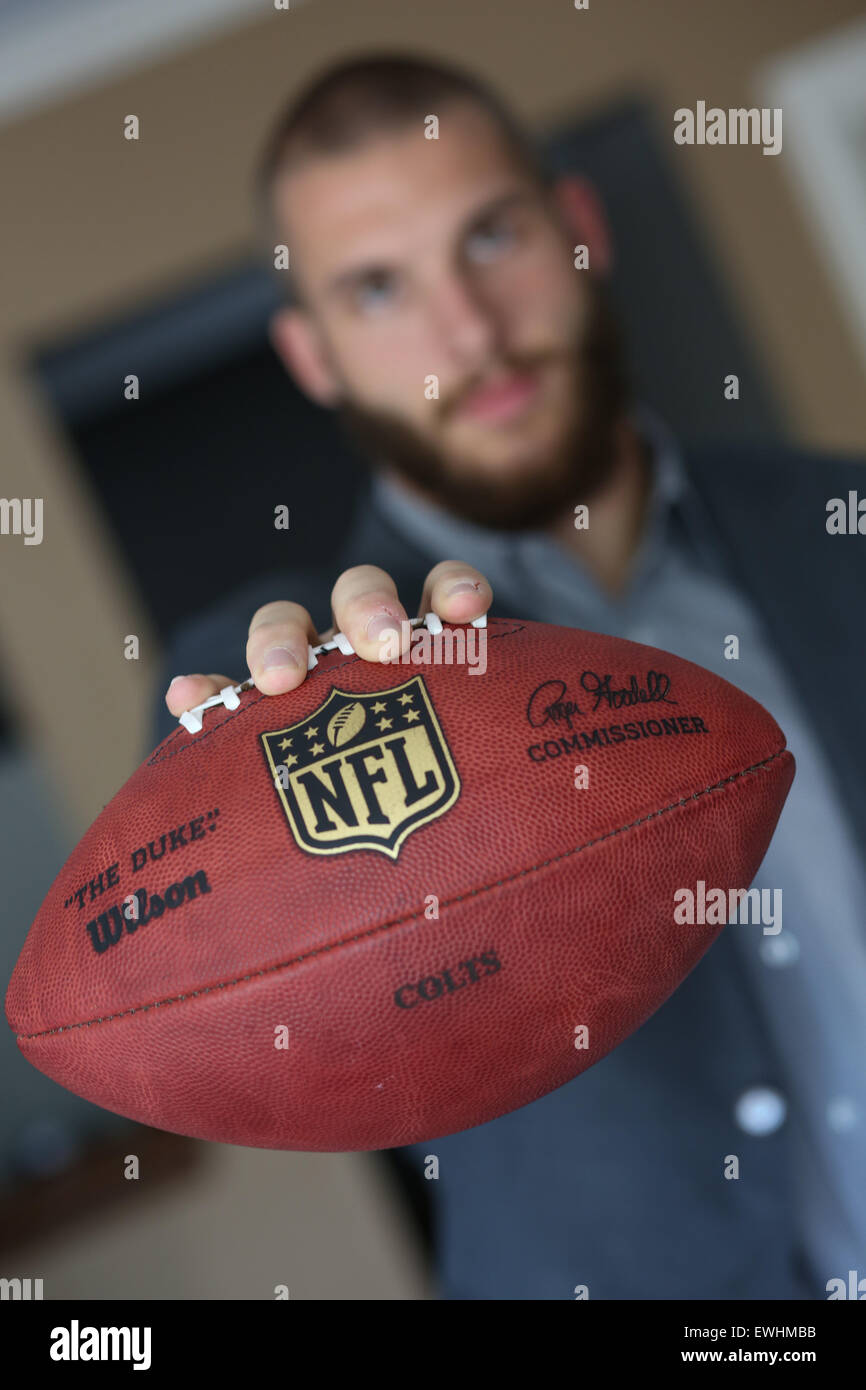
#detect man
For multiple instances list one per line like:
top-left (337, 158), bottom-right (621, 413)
top-left (157, 54), bottom-right (866, 1300)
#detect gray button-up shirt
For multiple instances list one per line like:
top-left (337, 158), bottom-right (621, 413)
top-left (371, 407), bottom-right (866, 1288)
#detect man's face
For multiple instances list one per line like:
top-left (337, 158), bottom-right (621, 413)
top-left (274, 101), bottom-right (625, 528)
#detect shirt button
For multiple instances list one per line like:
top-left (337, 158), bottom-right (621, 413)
top-left (759, 932), bottom-right (800, 967)
top-left (734, 1087), bottom-right (787, 1135)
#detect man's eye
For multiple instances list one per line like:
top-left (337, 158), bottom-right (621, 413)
top-left (466, 221), bottom-right (517, 262)
top-left (355, 274), bottom-right (397, 310)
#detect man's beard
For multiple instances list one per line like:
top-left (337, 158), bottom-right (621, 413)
top-left (336, 280), bottom-right (630, 532)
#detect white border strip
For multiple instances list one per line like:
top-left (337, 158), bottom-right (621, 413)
top-left (759, 17), bottom-right (866, 372)
top-left (0, 0), bottom-right (282, 125)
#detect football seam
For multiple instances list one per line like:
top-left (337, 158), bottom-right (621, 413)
top-left (12, 746), bottom-right (790, 1044)
top-left (147, 618), bottom-right (527, 762)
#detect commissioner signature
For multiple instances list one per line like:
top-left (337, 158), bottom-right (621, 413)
top-left (527, 671), bottom-right (677, 729)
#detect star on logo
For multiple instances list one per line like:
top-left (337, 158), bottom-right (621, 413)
top-left (304, 726), bottom-right (319, 740)
top-left (376, 716), bottom-right (393, 731)
top-left (371, 700), bottom-right (387, 713)
top-left (278, 737), bottom-right (293, 752)
top-left (403, 709), bottom-right (421, 724)
top-left (397, 693), bottom-right (415, 706)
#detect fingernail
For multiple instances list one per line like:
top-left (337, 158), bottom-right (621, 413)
top-left (168, 675), bottom-right (187, 688)
top-left (447, 580), bottom-right (480, 596)
top-left (366, 612), bottom-right (400, 643)
top-left (261, 646), bottom-right (301, 671)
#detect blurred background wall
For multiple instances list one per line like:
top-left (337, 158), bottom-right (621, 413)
top-left (1, 0), bottom-right (863, 1299)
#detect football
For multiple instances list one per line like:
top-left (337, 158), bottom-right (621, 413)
top-left (6, 616), bottom-right (794, 1152)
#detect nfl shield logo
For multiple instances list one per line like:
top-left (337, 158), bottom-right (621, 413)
top-left (261, 675), bottom-right (460, 859)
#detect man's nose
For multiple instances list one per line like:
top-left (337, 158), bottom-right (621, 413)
top-left (428, 274), bottom-right (501, 370)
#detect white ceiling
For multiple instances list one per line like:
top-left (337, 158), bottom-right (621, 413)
top-left (0, 0), bottom-right (289, 125)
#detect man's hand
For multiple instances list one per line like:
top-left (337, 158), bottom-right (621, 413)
top-left (164, 561), bottom-right (492, 719)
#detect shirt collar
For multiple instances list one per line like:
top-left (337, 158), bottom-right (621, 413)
top-left (369, 404), bottom-right (690, 578)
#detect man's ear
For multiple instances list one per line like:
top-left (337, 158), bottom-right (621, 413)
top-left (551, 175), bottom-right (614, 276)
top-left (268, 306), bottom-right (341, 406)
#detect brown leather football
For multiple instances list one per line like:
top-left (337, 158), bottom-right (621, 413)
top-left (6, 616), bottom-right (794, 1151)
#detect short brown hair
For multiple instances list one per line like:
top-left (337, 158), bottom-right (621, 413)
top-left (253, 52), bottom-right (551, 303)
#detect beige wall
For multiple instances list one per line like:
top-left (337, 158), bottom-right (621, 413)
top-left (1, 0), bottom-right (863, 827)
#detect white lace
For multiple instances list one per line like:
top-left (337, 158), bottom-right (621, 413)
top-left (177, 612), bottom-right (487, 734)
